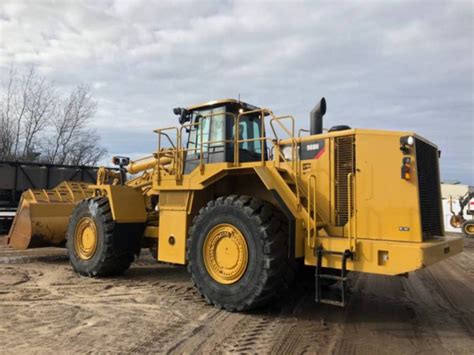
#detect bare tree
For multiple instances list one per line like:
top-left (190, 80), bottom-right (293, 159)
top-left (22, 74), bottom-right (56, 159)
top-left (0, 66), bottom-right (107, 166)
top-left (0, 66), bottom-right (16, 160)
top-left (44, 84), bottom-right (101, 165)
top-left (1, 66), bottom-right (56, 161)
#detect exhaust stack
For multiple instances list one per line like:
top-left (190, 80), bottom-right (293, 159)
top-left (310, 97), bottom-right (327, 135)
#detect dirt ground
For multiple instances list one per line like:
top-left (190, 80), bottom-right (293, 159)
top-left (1, 235), bottom-right (473, 354)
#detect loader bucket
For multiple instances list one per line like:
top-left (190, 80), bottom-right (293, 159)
top-left (7, 182), bottom-right (93, 250)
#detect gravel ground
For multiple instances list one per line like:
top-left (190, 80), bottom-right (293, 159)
top-left (0, 235), bottom-right (473, 354)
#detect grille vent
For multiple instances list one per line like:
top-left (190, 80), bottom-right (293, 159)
top-left (335, 135), bottom-right (355, 226)
top-left (415, 138), bottom-right (443, 238)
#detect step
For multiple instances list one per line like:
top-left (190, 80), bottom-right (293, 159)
top-left (319, 299), bottom-right (346, 307)
top-left (319, 274), bottom-right (348, 282)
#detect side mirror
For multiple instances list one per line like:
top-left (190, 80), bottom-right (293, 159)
top-left (173, 107), bottom-right (190, 125)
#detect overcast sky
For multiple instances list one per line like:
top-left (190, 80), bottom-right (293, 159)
top-left (1, 0), bottom-right (473, 183)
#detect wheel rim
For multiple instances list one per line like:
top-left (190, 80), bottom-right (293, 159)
top-left (203, 223), bottom-right (248, 285)
top-left (466, 224), bottom-right (474, 235)
top-left (74, 217), bottom-right (98, 260)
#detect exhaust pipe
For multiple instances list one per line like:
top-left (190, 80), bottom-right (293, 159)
top-left (310, 97), bottom-right (326, 135)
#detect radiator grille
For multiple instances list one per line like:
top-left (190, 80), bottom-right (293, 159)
top-left (335, 136), bottom-right (355, 226)
top-left (415, 138), bottom-right (443, 238)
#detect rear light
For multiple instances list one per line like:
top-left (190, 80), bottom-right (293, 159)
top-left (401, 156), bottom-right (411, 180)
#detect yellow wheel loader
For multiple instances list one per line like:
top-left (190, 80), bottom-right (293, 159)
top-left (7, 98), bottom-right (463, 310)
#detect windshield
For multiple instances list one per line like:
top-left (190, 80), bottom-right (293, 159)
top-left (188, 106), bottom-right (226, 152)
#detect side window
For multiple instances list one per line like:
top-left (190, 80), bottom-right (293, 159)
top-left (235, 115), bottom-right (262, 154)
top-left (209, 106), bottom-right (225, 148)
top-left (239, 121), bottom-right (249, 150)
top-left (198, 114), bottom-right (211, 152)
top-left (252, 119), bottom-right (262, 154)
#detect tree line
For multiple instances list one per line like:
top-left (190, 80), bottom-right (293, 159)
top-left (0, 66), bottom-right (107, 166)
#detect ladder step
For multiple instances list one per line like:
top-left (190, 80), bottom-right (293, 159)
top-left (320, 250), bottom-right (345, 256)
top-left (320, 299), bottom-right (346, 307)
top-left (320, 275), bottom-right (347, 281)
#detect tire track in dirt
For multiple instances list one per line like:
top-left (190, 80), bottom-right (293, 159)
top-left (1, 236), bottom-right (474, 354)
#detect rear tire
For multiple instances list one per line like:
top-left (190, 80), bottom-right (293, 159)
top-left (187, 195), bottom-right (294, 312)
top-left (462, 220), bottom-right (474, 238)
top-left (66, 197), bottom-right (142, 277)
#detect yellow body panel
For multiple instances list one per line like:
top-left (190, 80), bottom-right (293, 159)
top-left (354, 132), bottom-right (422, 241)
top-left (303, 235), bottom-right (463, 275)
top-left (157, 191), bottom-right (193, 264)
top-left (92, 185), bottom-right (147, 223)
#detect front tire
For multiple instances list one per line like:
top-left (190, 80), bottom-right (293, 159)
top-left (66, 197), bottom-right (142, 277)
top-left (187, 195), bottom-right (294, 311)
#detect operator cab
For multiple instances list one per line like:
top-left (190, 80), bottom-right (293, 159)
top-left (174, 99), bottom-right (267, 174)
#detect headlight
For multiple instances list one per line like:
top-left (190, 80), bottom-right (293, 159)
top-left (400, 135), bottom-right (415, 152)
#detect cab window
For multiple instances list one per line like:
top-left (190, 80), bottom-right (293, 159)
top-left (188, 106), bottom-right (226, 153)
top-left (234, 114), bottom-right (263, 156)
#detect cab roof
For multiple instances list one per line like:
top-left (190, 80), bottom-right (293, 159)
top-left (186, 98), bottom-right (260, 112)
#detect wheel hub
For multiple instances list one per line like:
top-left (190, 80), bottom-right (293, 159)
top-left (74, 217), bottom-right (98, 260)
top-left (203, 223), bottom-right (248, 284)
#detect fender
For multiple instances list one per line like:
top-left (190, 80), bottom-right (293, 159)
top-left (91, 184), bottom-right (147, 223)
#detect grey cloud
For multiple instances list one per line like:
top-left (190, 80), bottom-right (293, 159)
top-left (0, 0), bottom-right (472, 183)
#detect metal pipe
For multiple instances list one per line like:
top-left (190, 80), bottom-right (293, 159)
top-left (310, 97), bottom-right (327, 135)
top-left (127, 156), bottom-right (159, 174)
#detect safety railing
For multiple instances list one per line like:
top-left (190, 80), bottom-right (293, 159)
top-left (155, 109), bottom-right (279, 182)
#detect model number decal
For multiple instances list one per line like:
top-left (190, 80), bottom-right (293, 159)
top-left (306, 143), bottom-right (320, 151)
top-left (300, 140), bottom-right (325, 160)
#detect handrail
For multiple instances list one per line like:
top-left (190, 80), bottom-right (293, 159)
top-left (268, 114), bottom-right (305, 208)
top-left (155, 126), bottom-right (179, 184)
top-left (347, 172), bottom-right (356, 251)
top-left (307, 174), bottom-right (317, 248)
top-left (269, 115), bottom-right (299, 172)
top-left (298, 128), bottom-right (310, 137)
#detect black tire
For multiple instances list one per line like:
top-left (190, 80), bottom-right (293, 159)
top-left (66, 197), bottom-right (142, 277)
top-left (187, 195), bottom-right (294, 312)
top-left (462, 220), bottom-right (474, 238)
